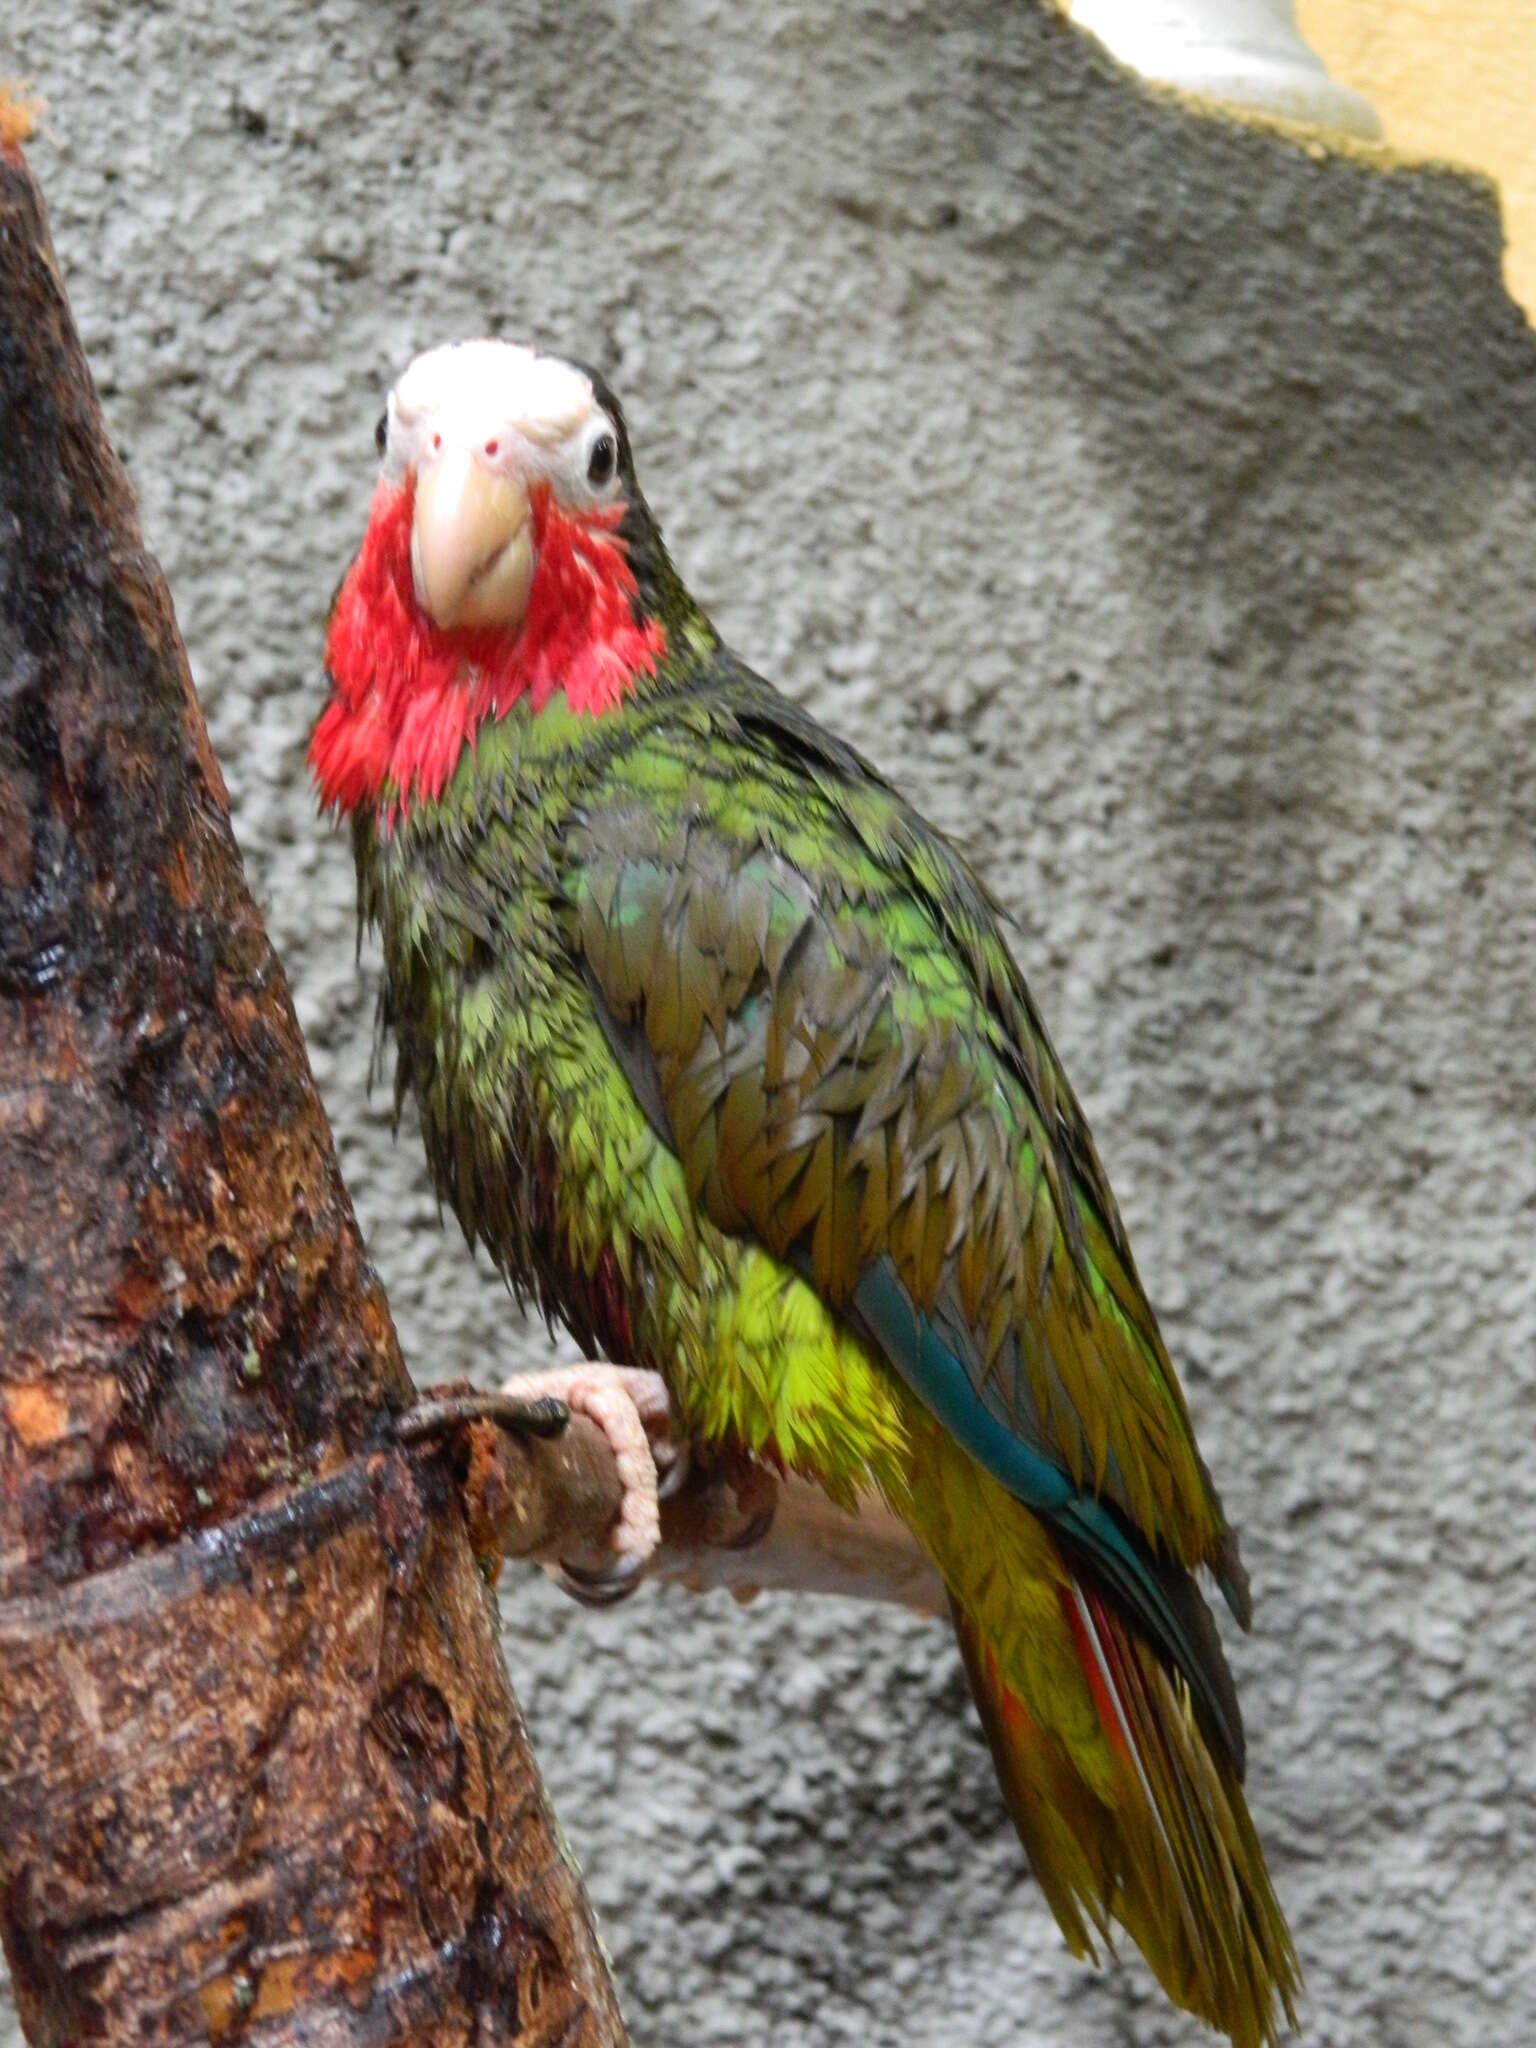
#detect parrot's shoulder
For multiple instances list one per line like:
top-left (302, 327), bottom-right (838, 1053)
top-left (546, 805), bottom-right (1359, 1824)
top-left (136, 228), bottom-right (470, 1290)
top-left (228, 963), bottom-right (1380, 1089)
top-left (639, 659), bottom-right (1139, 1267)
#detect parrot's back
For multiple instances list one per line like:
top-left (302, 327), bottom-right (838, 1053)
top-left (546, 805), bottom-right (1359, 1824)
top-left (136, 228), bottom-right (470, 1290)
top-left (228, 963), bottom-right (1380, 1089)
top-left (356, 660), bottom-right (1299, 2048)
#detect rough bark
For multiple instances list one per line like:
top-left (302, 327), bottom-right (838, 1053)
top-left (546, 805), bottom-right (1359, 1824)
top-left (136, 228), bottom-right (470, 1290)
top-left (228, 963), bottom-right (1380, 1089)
top-left (0, 120), bottom-right (629, 2048)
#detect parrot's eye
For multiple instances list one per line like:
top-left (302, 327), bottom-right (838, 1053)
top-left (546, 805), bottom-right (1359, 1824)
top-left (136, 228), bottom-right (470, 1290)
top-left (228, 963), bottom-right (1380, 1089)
top-left (586, 431), bottom-right (618, 489)
top-left (374, 412), bottom-right (388, 458)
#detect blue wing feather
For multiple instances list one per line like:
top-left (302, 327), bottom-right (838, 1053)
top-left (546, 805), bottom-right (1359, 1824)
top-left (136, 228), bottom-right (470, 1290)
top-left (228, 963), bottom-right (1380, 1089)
top-left (853, 1256), bottom-right (1245, 1772)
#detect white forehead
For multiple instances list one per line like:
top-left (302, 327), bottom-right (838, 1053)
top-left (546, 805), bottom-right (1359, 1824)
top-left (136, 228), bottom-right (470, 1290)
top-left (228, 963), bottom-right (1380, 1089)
top-left (391, 340), bottom-right (598, 446)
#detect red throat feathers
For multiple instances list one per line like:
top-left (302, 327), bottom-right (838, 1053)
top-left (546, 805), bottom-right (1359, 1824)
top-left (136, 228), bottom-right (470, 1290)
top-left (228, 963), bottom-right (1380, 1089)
top-left (310, 478), bottom-right (666, 821)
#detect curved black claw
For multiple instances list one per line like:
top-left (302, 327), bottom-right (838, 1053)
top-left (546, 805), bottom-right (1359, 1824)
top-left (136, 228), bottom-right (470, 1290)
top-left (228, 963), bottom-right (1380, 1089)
top-left (394, 1390), bottom-right (571, 1445)
top-left (716, 1495), bottom-right (777, 1552)
top-left (654, 1435), bottom-right (692, 1504)
top-left (489, 1392), bottom-right (572, 1438)
top-left (557, 1551), bottom-right (648, 1608)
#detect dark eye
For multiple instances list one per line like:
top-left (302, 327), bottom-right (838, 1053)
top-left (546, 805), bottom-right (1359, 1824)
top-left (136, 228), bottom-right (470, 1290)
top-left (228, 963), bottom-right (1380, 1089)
top-left (374, 411), bottom-right (388, 458)
top-left (587, 431), bottom-right (617, 489)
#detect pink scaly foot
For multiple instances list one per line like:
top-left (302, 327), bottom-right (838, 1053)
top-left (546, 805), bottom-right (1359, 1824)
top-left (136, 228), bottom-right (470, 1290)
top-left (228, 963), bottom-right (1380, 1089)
top-left (503, 1364), bottom-right (675, 1575)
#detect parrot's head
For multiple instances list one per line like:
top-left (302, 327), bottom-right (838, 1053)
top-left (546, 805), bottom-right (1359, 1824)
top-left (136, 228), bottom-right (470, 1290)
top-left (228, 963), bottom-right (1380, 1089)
top-left (311, 339), bottom-right (688, 820)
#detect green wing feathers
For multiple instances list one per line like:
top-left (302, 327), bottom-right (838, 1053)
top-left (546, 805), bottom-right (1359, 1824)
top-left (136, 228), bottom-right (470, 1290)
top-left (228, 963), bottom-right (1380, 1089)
top-left (558, 670), bottom-right (1296, 2040)
top-left (568, 671), bottom-right (1239, 1588)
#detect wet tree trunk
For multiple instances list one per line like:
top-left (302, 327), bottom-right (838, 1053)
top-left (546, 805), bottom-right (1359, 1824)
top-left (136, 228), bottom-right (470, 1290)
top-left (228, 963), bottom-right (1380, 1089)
top-left (0, 121), bottom-right (629, 2048)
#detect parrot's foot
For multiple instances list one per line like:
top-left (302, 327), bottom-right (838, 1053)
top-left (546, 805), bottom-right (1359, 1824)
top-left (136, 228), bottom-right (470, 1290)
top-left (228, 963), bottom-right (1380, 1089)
top-left (503, 1364), bottom-right (676, 1574)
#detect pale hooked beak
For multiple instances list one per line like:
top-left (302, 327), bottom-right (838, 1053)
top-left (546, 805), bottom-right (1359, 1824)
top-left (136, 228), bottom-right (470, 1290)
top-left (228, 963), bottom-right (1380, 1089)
top-left (410, 446), bottom-right (535, 631)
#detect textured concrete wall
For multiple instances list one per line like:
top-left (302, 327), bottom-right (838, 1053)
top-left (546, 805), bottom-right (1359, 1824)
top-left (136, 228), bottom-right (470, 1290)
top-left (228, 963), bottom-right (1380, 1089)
top-left (4, 4), bottom-right (1534, 2043)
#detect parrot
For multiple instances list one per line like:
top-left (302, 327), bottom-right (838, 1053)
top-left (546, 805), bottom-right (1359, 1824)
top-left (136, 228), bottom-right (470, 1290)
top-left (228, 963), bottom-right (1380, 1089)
top-left (311, 339), bottom-right (1300, 2045)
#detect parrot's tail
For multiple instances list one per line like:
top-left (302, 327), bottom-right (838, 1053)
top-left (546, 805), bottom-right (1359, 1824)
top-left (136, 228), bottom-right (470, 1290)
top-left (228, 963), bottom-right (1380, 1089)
top-left (952, 1580), bottom-right (1301, 2048)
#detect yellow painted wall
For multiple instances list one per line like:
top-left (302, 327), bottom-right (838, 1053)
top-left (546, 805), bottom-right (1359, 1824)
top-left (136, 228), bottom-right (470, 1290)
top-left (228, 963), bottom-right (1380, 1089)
top-left (1298, 0), bottom-right (1536, 318)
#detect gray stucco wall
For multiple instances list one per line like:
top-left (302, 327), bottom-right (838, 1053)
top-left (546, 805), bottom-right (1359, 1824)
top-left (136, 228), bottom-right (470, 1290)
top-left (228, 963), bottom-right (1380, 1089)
top-left (4, 3), bottom-right (1534, 2043)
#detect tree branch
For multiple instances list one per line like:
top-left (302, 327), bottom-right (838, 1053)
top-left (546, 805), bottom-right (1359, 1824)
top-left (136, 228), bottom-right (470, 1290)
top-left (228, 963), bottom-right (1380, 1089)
top-left (654, 1463), bottom-right (946, 1614)
top-left (0, 108), bottom-right (628, 2048)
top-left (436, 1390), bottom-right (947, 1615)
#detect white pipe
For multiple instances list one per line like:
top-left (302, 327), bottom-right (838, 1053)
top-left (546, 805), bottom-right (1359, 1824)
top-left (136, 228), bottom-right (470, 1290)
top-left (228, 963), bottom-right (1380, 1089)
top-left (1066, 0), bottom-right (1382, 140)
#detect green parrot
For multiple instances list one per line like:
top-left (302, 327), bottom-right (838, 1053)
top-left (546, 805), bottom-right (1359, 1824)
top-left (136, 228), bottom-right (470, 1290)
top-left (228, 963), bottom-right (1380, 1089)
top-left (312, 340), bottom-right (1299, 2045)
